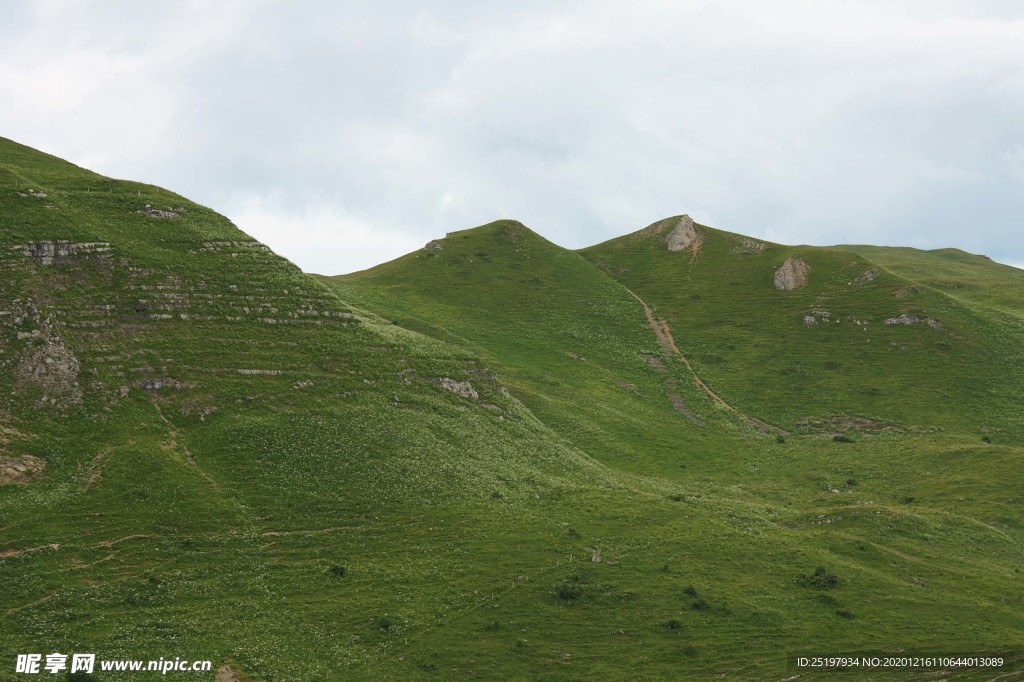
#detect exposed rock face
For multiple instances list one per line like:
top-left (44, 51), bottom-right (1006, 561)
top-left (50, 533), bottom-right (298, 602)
top-left (424, 239), bottom-right (445, 251)
top-left (733, 236), bottom-right (767, 254)
top-left (138, 204), bottom-right (180, 219)
top-left (885, 314), bottom-right (944, 329)
top-left (0, 454), bottom-right (46, 484)
top-left (774, 257), bottom-right (810, 291)
top-left (804, 311), bottom-right (831, 325)
top-left (15, 241), bottom-right (112, 265)
top-left (856, 269), bottom-right (880, 284)
top-left (439, 377), bottom-right (478, 400)
top-left (215, 666), bottom-right (242, 682)
top-left (14, 338), bottom-right (82, 406)
top-left (664, 215), bottom-right (701, 252)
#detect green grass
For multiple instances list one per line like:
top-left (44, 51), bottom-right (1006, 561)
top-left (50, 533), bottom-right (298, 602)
top-left (837, 244), bottom-right (1024, 319)
top-left (581, 219), bottom-right (1024, 441)
top-left (1, 138), bottom-right (1023, 680)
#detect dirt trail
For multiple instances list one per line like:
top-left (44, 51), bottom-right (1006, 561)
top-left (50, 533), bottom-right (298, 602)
top-left (626, 289), bottom-right (788, 436)
top-left (152, 399), bottom-right (220, 490)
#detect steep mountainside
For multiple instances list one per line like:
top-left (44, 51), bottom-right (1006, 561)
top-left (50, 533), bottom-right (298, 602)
top-left (0, 138), bottom-right (618, 679)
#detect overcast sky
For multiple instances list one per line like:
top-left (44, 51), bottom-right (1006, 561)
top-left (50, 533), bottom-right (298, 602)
top-left (2, 0), bottom-right (1023, 273)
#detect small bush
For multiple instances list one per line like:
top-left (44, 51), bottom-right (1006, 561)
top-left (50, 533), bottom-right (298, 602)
top-left (556, 584), bottom-right (582, 601)
top-left (833, 435), bottom-right (854, 443)
top-left (484, 620), bottom-right (501, 632)
top-left (418, 662), bottom-right (437, 671)
top-left (664, 618), bottom-right (682, 630)
top-left (800, 567), bottom-right (839, 589)
top-left (982, 435), bottom-right (992, 443)
top-left (669, 494), bottom-right (684, 502)
top-left (683, 585), bottom-right (699, 598)
top-left (776, 435), bottom-right (786, 444)
top-left (660, 562), bottom-right (671, 573)
top-left (329, 565), bottom-right (347, 578)
top-left (846, 478), bottom-right (858, 486)
top-left (836, 608), bottom-right (855, 619)
top-left (902, 495), bottom-right (916, 504)
top-left (377, 616), bottom-right (395, 631)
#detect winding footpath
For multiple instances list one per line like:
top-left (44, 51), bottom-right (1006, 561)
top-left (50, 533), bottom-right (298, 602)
top-left (626, 288), bottom-right (789, 436)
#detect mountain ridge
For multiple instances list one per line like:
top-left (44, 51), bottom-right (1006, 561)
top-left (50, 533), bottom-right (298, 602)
top-left (4, 138), bottom-right (1024, 680)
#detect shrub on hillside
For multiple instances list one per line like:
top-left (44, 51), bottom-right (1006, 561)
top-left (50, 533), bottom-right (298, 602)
top-left (556, 583), bottom-right (582, 601)
top-left (800, 566), bottom-right (839, 588)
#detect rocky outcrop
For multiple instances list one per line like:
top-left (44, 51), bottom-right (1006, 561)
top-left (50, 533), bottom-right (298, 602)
top-left (438, 377), bottom-right (478, 400)
top-left (856, 269), bottom-right (880, 284)
top-left (884, 314), bottom-right (944, 329)
top-left (804, 311), bottom-right (832, 325)
top-left (733, 236), bottom-right (767, 254)
top-left (138, 204), bottom-right (180, 219)
top-left (0, 454), bottom-right (46, 484)
top-left (424, 239), bottom-right (445, 251)
top-left (14, 241), bottom-right (112, 265)
top-left (14, 337), bottom-right (82, 406)
top-left (774, 257), bottom-right (810, 291)
top-left (664, 215), bottom-right (701, 253)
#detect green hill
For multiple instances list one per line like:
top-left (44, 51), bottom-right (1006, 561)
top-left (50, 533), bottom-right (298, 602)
top-left (581, 216), bottom-right (1024, 440)
top-left (3, 139), bottom-right (1024, 680)
top-left (327, 219), bottom-right (751, 480)
top-left (836, 244), bottom-right (1024, 318)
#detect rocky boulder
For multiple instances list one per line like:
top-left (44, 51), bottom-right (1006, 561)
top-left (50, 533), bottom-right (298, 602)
top-left (665, 215), bottom-right (701, 252)
top-left (774, 257), bottom-right (810, 291)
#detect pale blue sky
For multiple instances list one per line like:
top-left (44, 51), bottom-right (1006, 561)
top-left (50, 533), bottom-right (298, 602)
top-left (2, 0), bottom-right (1022, 273)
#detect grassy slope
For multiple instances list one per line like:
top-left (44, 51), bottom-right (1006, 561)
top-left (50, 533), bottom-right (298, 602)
top-left (325, 220), bottom-right (753, 481)
top-left (0, 138), bottom-right (1022, 680)
top-left (326, 219), bottom-right (1024, 679)
top-left (838, 244), bottom-right (1024, 319)
top-left (581, 219), bottom-right (1024, 441)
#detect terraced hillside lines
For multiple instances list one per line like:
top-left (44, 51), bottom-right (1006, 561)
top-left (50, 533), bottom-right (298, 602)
top-left (626, 287), bottom-right (788, 436)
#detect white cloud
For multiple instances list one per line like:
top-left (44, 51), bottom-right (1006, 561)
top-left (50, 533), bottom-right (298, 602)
top-left (226, 192), bottom-right (423, 275)
top-left (1, 0), bottom-right (1023, 272)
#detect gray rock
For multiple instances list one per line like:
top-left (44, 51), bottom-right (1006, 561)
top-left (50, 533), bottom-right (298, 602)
top-left (138, 204), bottom-right (180, 219)
top-left (884, 314), bottom-right (945, 329)
top-left (774, 257), bottom-right (810, 291)
top-left (14, 338), bottom-right (82, 406)
top-left (439, 377), bottom-right (478, 400)
top-left (665, 215), bottom-right (701, 252)
top-left (856, 269), bottom-right (880, 284)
